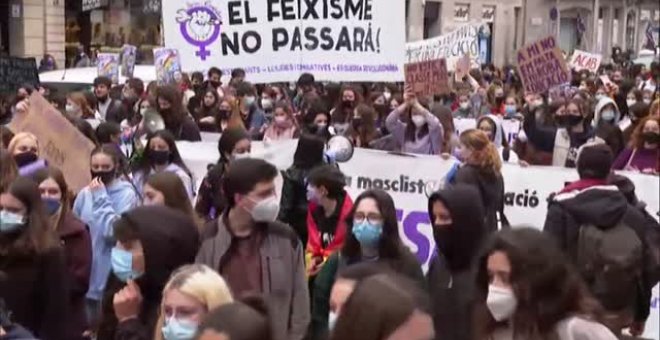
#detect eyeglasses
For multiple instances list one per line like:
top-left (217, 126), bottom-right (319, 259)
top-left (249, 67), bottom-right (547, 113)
top-left (353, 212), bottom-right (383, 225)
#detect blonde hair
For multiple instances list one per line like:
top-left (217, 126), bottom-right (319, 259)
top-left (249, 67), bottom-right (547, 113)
top-left (459, 129), bottom-right (502, 174)
top-left (154, 264), bottom-right (233, 340)
top-left (8, 132), bottom-right (39, 156)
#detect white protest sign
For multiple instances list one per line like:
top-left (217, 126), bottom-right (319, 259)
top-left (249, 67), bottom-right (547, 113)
top-left (569, 49), bottom-right (602, 73)
top-left (405, 24), bottom-right (479, 71)
top-left (162, 0), bottom-right (406, 83)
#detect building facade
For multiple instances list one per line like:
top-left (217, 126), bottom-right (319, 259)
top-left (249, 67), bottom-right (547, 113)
top-left (407, 0), bottom-right (660, 66)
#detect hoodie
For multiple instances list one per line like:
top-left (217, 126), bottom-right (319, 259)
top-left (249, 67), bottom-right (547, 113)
top-left (73, 179), bottom-right (139, 301)
top-left (97, 206), bottom-right (200, 340)
top-left (426, 185), bottom-right (487, 340)
top-left (592, 97), bottom-right (625, 157)
top-left (544, 184), bottom-right (655, 322)
top-left (477, 115), bottom-right (519, 163)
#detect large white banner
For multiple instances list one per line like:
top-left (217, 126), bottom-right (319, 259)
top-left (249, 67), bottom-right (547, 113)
top-left (176, 140), bottom-right (659, 339)
top-left (162, 0), bottom-right (406, 83)
top-left (405, 24), bottom-right (479, 71)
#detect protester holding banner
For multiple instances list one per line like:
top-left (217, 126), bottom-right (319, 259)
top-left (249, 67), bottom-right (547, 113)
top-left (156, 85), bottom-right (201, 142)
top-left (385, 89), bottom-right (442, 155)
top-left (8, 132), bottom-right (47, 177)
top-left (612, 116), bottom-right (660, 174)
top-left (311, 189), bottom-right (424, 339)
top-left (473, 228), bottom-right (618, 339)
top-left (195, 128), bottom-right (251, 224)
top-left (131, 130), bottom-right (195, 200)
top-left (32, 167), bottom-right (92, 340)
top-left (73, 145), bottom-right (140, 326)
top-left (0, 176), bottom-right (69, 340)
top-left (450, 129), bottom-right (505, 232)
top-left (427, 185), bottom-right (487, 340)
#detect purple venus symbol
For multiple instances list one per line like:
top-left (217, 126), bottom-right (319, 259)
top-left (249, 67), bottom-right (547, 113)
top-left (178, 6), bottom-right (222, 61)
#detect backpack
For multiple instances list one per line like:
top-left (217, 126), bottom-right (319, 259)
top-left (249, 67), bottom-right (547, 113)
top-left (577, 221), bottom-right (643, 312)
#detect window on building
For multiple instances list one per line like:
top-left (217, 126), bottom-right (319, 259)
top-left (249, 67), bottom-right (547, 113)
top-left (423, 2), bottom-right (441, 39)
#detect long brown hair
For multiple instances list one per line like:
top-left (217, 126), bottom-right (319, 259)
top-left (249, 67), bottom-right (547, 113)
top-left (67, 91), bottom-right (95, 119)
top-left (473, 228), bottom-right (603, 340)
top-left (0, 149), bottom-right (18, 193)
top-left (350, 104), bottom-right (378, 147)
top-left (459, 129), bottom-right (502, 175)
top-left (145, 172), bottom-right (201, 231)
top-left (0, 176), bottom-right (58, 256)
top-left (31, 167), bottom-right (72, 230)
top-left (631, 115), bottom-right (660, 149)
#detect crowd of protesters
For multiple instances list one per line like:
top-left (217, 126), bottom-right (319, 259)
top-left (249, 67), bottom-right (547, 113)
top-left (0, 55), bottom-right (659, 340)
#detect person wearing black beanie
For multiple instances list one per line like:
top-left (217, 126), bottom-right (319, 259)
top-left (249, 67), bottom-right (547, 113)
top-left (544, 142), bottom-right (657, 337)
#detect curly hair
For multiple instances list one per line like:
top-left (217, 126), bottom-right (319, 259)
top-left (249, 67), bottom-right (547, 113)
top-left (459, 129), bottom-right (502, 175)
top-left (630, 115), bottom-right (660, 149)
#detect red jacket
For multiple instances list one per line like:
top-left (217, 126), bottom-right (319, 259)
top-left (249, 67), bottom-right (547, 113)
top-left (306, 195), bottom-right (353, 260)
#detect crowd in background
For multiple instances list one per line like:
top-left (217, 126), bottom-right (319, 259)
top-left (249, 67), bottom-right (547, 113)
top-left (0, 56), bottom-right (659, 340)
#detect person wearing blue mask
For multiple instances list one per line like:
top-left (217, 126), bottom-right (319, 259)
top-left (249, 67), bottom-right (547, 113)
top-left (593, 97), bottom-right (625, 158)
top-left (310, 189), bottom-right (425, 339)
top-left (0, 177), bottom-right (68, 340)
top-left (155, 264), bottom-right (233, 340)
top-left (73, 144), bottom-right (139, 328)
top-left (96, 206), bottom-right (200, 340)
top-left (33, 167), bottom-right (92, 340)
top-left (236, 81), bottom-right (267, 140)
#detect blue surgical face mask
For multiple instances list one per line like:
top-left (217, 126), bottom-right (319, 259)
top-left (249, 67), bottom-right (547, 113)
top-left (352, 220), bottom-right (383, 248)
top-left (111, 247), bottom-right (143, 282)
top-left (601, 109), bottom-right (616, 122)
top-left (42, 198), bottom-right (61, 215)
top-left (0, 210), bottom-right (25, 233)
top-left (504, 105), bottom-right (517, 115)
top-left (161, 317), bottom-right (198, 340)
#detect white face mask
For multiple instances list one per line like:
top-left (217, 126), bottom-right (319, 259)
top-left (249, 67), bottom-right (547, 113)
top-left (328, 311), bottom-right (338, 330)
top-left (411, 115), bottom-right (426, 127)
top-left (487, 285), bottom-right (517, 322)
top-left (383, 91), bottom-right (392, 100)
top-left (66, 104), bottom-right (81, 117)
top-left (459, 102), bottom-right (470, 110)
top-left (531, 99), bottom-right (543, 108)
top-left (249, 195), bottom-right (280, 222)
top-left (232, 152), bottom-right (250, 161)
top-left (274, 115), bottom-right (288, 125)
top-left (261, 98), bottom-right (273, 110)
top-left (643, 98), bottom-right (652, 105)
top-left (601, 109), bottom-right (616, 121)
top-left (626, 99), bottom-right (636, 107)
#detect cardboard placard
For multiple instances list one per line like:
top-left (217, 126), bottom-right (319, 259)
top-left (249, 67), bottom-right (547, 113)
top-left (0, 56), bottom-right (39, 94)
top-left (404, 59), bottom-right (449, 98)
top-left (569, 49), bottom-right (602, 73)
top-left (9, 93), bottom-right (95, 193)
top-left (97, 53), bottom-right (119, 84)
top-left (516, 36), bottom-right (570, 94)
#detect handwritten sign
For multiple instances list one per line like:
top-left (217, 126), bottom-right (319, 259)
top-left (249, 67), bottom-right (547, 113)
top-left (405, 59), bottom-right (449, 98)
top-left (9, 93), bottom-right (95, 193)
top-left (97, 53), bottom-right (119, 84)
top-left (0, 56), bottom-right (39, 94)
top-left (569, 50), bottom-right (602, 73)
top-left (516, 36), bottom-right (570, 94)
top-left (405, 24), bottom-right (479, 71)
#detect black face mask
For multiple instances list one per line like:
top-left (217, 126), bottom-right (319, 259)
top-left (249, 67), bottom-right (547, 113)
top-left (218, 109), bottom-right (230, 119)
top-left (642, 132), bottom-right (660, 145)
top-left (342, 100), bottom-right (354, 109)
top-left (91, 169), bottom-right (116, 184)
top-left (433, 225), bottom-right (454, 261)
top-left (209, 80), bottom-right (221, 89)
top-left (149, 150), bottom-right (171, 165)
top-left (556, 115), bottom-right (583, 128)
top-left (374, 104), bottom-right (388, 117)
top-left (13, 152), bottom-right (38, 167)
top-left (352, 117), bottom-right (362, 129)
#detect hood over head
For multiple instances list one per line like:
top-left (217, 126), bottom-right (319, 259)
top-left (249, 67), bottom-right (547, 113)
top-left (477, 114), bottom-right (504, 147)
top-left (593, 97), bottom-right (621, 126)
top-left (428, 184), bottom-right (487, 271)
